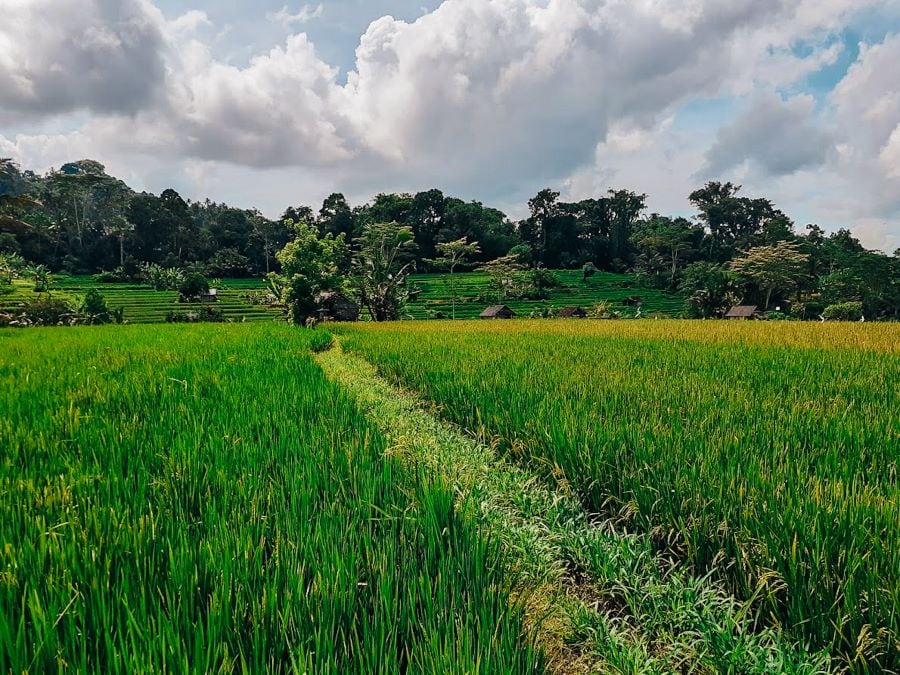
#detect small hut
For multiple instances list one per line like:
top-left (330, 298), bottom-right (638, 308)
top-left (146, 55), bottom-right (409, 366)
top-left (316, 291), bottom-right (360, 322)
top-left (725, 305), bottom-right (758, 320)
top-left (198, 288), bottom-right (218, 303)
top-left (480, 305), bottom-right (515, 319)
top-left (557, 306), bottom-right (587, 318)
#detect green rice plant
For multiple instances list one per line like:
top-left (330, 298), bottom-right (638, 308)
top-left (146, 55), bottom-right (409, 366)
top-left (0, 324), bottom-right (543, 673)
top-left (336, 319), bottom-right (900, 672)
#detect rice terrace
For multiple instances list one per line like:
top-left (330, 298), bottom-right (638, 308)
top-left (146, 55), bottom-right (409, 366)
top-left (3, 1), bottom-right (900, 673)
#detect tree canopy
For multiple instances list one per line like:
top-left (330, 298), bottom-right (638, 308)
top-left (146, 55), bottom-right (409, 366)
top-left (0, 159), bottom-right (896, 320)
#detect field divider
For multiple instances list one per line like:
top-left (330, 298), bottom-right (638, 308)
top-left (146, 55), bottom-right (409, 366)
top-left (315, 340), bottom-right (833, 675)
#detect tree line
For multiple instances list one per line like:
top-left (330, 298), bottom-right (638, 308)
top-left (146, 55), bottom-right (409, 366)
top-left (1, 158), bottom-right (898, 321)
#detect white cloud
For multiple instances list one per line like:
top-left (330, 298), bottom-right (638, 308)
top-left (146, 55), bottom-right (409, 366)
top-left (0, 0), bottom-right (167, 120)
top-left (829, 33), bottom-right (900, 217)
top-left (0, 0), bottom-right (898, 251)
top-left (266, 4), bottom-right (324, 28)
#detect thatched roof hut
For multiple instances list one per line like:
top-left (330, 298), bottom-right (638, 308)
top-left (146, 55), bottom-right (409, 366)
top-left (725, 305), bottom-right (758, 320)
top-left (480, 305), bottom-right (515, 319)
top-left (316, 291), bottom-right (360, 322)
top-left (556, 306), bottom-right (587, 318)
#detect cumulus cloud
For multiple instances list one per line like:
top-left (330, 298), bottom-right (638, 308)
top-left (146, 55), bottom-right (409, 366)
top-left (702, 93), bottom-right (834, 177)
top-left (0, 0), bottom-right (897, 250)
top-left (0, 0), bottom-right (166, 119)
top-left (829, 33), bottom-right (900, 216)
top-left (162, 33), bottom-right (351, 167)
top-left (330, 0), bottom-right (873, 196)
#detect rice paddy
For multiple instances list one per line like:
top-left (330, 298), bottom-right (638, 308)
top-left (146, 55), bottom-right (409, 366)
top-left (0, 324), bottom-right (540, 672)
top-left (336, 319), bottom-right (900, 672)
top-left (0, 276), bottom-right (282, 323)
top-left (406, 269), bottom-right (684, 319)
top-left (3, 318), bottom-right (897, 672)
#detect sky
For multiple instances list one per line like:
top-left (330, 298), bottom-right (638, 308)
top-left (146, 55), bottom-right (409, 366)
top-left (1, 0), bottom-right (899, 252)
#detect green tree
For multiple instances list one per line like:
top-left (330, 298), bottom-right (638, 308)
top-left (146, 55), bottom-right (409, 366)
top-left (249, 214), bottom-right (290, 274)
top-left (408, 189), bottom-right (446, 264)
top-left (522, 189), bottom-right (561, 266)
top-left (0, 251), bottom-right (25, 284)
top-left (79, 289), bottom-right (116, 325)
top-left (631, 215), bottom-right (701, 288)
top-left (178, 273), bottom-right (210, 301)
top-left (24, 263), bottom-right (52, 293)
top-left (478, 254), bottom-right (525, 304)
top-left (679, 261), bottom-right (737, 318)
top-left (730, 241), bottom-right (809, 310)
top-left (352, 222), bottom-right (417, 322)
top-left (428, 236), bottom-right (480, 319)
top-left (690, 182), bottom-right (788, 260)
top-left (606, 189), bottom-right (646, 266)
top-left (527, 266), bottom-right (559, 299)
top-left (820, 269), bottom-right (864, 305)
top-left (318, 193), bottom-right (355, 241)
top-left (276, 220), bottom-right (347, 325)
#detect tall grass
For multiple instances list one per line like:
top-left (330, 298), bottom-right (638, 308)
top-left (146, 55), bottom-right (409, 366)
top-left (0, 324), bottom-right (543, 673)
top-left (338, 319), bottom-right (900, 671)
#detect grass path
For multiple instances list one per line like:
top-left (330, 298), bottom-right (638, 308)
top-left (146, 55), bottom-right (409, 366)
top-left (316, 340), bottom-right (833, 674)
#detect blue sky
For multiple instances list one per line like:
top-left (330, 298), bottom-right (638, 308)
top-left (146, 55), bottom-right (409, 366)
top-left (1, 0), bottom-right (899, 251)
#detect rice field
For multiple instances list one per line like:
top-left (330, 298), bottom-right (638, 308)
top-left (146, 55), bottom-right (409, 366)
top-left (406, 270), bottom-right (685, 319)
top-left (0, 276), bottom-right (282, 323)
top-left (336, 319), bottom-right (900, 671)
top-left (0, 324), bottom-right (542, 672)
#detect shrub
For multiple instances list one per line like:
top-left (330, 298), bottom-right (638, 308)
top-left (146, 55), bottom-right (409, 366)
top-left (588, 301), bottom-right (620, 319)
top-left (526, 268), bottom-right (559, 300)
top-left (16, 297), bottom-right (77, 326)
top-left (80, 289), bottom-right (115, 325)
top-left (178, 273), bottom-right (210, 302)
top-left (797, 301), bottom-right (825, 321)
top-left (822, 301), bottom-right (864, 322)
top-left (93, 267), bottom-right (131, 283)
top-left (243, 290), bottom-right (281, 307)
top-left (166, 306), bottom-right (226, 323)
top-left (140, 263), bottom-right (184, 291)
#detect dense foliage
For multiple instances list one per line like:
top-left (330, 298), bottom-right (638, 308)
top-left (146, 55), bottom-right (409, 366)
top-left (1, 158), bottom-right (897, 320)
top-left (338, 320), bottom-right (900, 672)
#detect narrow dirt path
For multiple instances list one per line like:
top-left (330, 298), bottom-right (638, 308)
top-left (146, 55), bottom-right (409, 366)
top-left (316, 342), bottom-right (832, 675)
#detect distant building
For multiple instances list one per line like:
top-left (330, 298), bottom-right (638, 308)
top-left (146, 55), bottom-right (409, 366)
top-left (556, 306), bottom-right (587, 318)
top-left (480, 305), bottom-right (516, 319)
top-left (725, 305), bottom-right (758, 320)
top-left (315, 291), bottom-right (360, 322)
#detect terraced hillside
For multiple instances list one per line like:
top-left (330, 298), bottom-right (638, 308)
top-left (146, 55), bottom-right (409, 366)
top-left (2, 269), bottom-right (683, 323)
top-left (0, 276), bottom-right (282, 324)
top-left (407, 269), bottom-right (685, 319)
